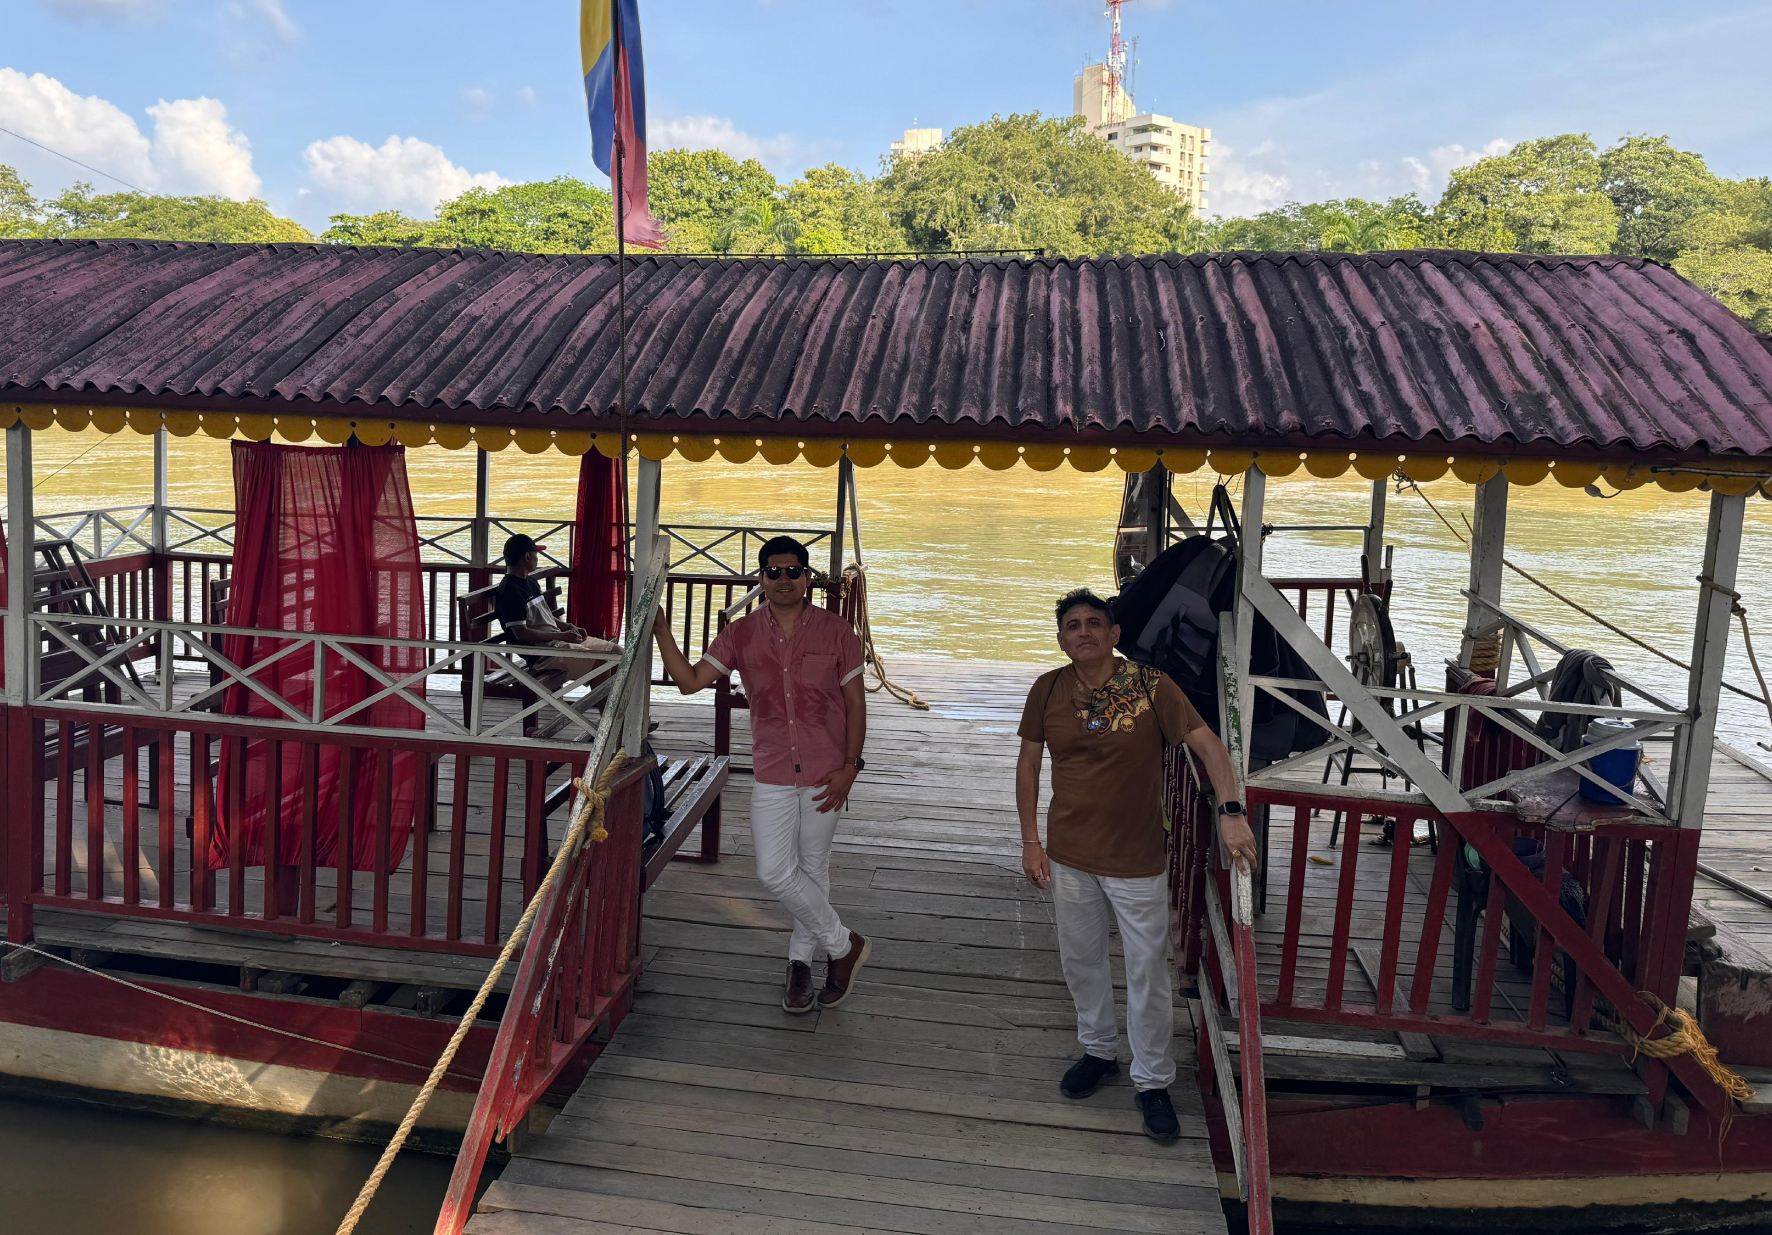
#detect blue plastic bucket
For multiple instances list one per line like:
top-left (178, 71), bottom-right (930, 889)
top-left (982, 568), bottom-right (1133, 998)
top-left (1579, 718), bottom-right (1641, 805)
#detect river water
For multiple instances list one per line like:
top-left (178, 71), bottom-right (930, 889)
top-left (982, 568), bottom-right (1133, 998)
top-left (3, 428), bottom-right (1772, 1229)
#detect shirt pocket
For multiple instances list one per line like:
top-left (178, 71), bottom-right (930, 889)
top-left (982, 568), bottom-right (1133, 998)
top-left (798, 653), bottom-right (840, 690)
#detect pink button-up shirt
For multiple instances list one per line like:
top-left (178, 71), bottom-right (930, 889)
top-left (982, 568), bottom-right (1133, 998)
top-left (702, 603), bottom-right (864, 787)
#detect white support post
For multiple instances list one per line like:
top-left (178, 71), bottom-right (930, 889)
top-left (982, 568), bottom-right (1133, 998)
top-left (623, 453), bottom-right (662, 757)
top-left (1459, 474), bottom-right (1509, 672)
top-left (1363, 477), bottom-right (1387, 590)
top-left (5, 424), bottom-right (34, 705)
top-left (151, 428), bottom-right (169, 555)
top-left (470, 448), bottom-right (491, 572)
top-left (1669, 490), bottom-right (1748, 829)
top-left (1233, 468), bottom-right (1266, 778)
top-left (1143, 462), bottom-right (1169, 567)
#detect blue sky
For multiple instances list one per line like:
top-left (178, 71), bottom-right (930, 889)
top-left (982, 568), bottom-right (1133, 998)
top-left (5, 0), bottom-right (1771, 232)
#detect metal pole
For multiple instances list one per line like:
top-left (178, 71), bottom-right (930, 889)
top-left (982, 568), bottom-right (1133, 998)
top-left (1143, 462), bottom-right (1168, 568)
top-left (1669, 490), bottom-right (1748, 828)
top-left (1363, 477), bottom-right (1387, 590)
top-left (470, 448), bottom-right (491, 574)
top-left (152, 428), bottom-right (169, 553)
top-left (829, 456), bottom-right (851, 586)
top-left (623, 454), bottom-right (661, 757)
top-left (1234, 468), bottom-right (1266, 780)
top-left (5, 424), bottom-right (34, 705)
top-left (1458, 474), bottom-right (1509, 671)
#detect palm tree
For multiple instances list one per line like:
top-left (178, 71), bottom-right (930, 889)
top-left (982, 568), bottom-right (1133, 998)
top-left (712, 201), bottom-right (804, 256)
top-left (1320, 210), bottom-right (1400, 253)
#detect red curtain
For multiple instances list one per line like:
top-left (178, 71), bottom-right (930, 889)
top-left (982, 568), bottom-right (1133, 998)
top-left (568, 452), bottom-right (628, 640)
top-left (211, 442), bottom-right (427, 872)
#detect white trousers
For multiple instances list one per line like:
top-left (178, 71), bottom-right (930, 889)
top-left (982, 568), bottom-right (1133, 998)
top-left (1051, 860), bottom-right (1176, 1091)
top-left (751, 783), bottom-right (852, 964)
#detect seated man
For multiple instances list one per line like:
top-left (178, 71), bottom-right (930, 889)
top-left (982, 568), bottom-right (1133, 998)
top-left (494, 533), bottom-right (618, 675)
top-left (1016, 588), bottom-right (1255, 1142)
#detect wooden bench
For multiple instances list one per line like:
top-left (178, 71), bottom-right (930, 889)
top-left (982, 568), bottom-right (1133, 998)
top-left (454, 571), bottom-right (572, 738)
top-left (543, 751), bottom-right (728, 890)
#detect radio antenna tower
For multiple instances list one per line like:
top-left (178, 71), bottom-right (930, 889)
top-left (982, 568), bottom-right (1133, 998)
top-left (1103, 0), bottom-right (1137, 123)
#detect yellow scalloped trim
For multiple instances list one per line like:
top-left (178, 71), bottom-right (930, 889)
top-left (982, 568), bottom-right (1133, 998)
top-left (19, 405), bottom-right (56, 430)
top-left (799, 438), bottom-right (843, 467)
top-left (758, 437), bottom-right (801, 466)
top-left (1552, 461), bottom-right (1602, 489)
top-left (1304, 452), bottom-right (1352, 478)
top-left (393, 421), bottom-right (432, 448)
top-left (1021, 444), bottom-right (1065, 472)
top-left (236, 413), bottom-right (275, 442)
top-left (312, 418), bottom-right (353, 445)
top-left (1501, 459), bottom-right (1551, 485)
top-left (0, 406), bottom-right (20, 430)
top-left (966, 442), bottom-right (1012, 470)
top-left (1399, 455), bottom-right (1450, 482)
top-left (1710, 474), bottom-right (1763, 497)
top-left (1256, 451), bottom-right (1303, 477)
top-left (1354, 453), bottom-right (1398, 481)
top-left (554, 430), bottom-right (595, 456)
top-left (1450, 457), bottom-right (1500, 484)
top-left (1113, 447), bottom-right (1159, 473)
top-left (1161, 448), bottom-right (1207, 474)
top-left (674, 434), bottom-right (717, 462)
top-left (513, 428), bottom-right (553, 454)
top-left (277, 416), bottom-right (315, 443)
top-left (1599, 464), bottom-right (1650, 490)
top-left (1069, 445), bottom-right (1112, 472)
top-left (933, 440), bottom-right (976, 469)
top-left (89, 407), bottom-right (128, 434)
top-left (354, 420), bottom-right (395, 446)
top-left (126, 408), bottom-right (161, 435)
top-left (200, 413), bottom-right (237, 439)
top-left (633, 432), bottom-right (672, 461)
top-left (162, 411), bottom-right (200, 437)
top-left (845, 439), bottom-right (889, 467)
top-left (1654, 471), bottom-right (1703, 493)
top-left (889, 440), bottom-right (932, 469)
top-left (1208, 449), bottom-right (1255, 475)
top-left (56, 406), bottom-right (92, 431)
top-left (430, 423), bottom-right (471, 450)
top-left (474, 425), bottom-right (513, 452)
top-left (716, 436), bottom-right (758, 463)
top-left (594, 431), bottom-right (626, 459)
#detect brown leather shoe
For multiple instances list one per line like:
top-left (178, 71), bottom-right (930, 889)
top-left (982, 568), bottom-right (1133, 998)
top-left (782, 961), bottom-right (815, 1014)
top-left (816, 931), bottom-right (871, 1009)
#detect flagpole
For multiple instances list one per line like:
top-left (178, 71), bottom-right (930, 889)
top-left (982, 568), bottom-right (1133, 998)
top-left (615, 132), bottom-right (628, 452)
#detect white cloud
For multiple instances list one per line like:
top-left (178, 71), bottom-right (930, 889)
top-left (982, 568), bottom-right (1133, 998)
top-left (518, 86), bottom-right (538, 108)
top-left (651, 113), bottom-right (826, 173)
top-left (461, 86), bottom-right (495, 113)
top-left (248, 0), bottom-right (298, 41)
top-left (303, 135), bottom-right (510, 213)
top-left (0, 68), bottom-right (259, 197)
top-left (1205, 140), bottom-right (1289, 217)
top-left (1398, 139), bottom-right (1512, 197)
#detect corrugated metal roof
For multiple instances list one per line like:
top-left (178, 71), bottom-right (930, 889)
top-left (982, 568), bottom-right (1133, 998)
top-left (3, 239), bottom-right (1771, 459)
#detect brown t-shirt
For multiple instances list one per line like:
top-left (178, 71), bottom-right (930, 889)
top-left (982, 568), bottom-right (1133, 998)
top-left (1019, 658), bottom-right (1202, 879)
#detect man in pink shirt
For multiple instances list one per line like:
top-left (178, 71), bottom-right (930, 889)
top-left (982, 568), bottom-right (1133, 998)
top-left (652, 536), bottom-right (872, 1013)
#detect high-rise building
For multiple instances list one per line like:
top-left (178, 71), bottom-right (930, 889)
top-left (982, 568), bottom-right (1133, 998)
top-left (890, 128), bottom-right (943, 159)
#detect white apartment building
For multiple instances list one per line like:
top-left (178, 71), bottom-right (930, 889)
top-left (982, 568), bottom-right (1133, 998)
top-left (1073, 63), bottom-right (1210, 214)
top-left (890, 128), bottom-right (943, 159)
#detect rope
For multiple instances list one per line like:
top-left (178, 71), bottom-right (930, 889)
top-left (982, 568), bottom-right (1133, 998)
top-left (1401, 477), bottom-right (1772, 711)
top-left (0, 940), bottom-right (483, 1085)
top-left (1621, 990), bottom-right (1755, 1144)
top-left (332, 750), bottom-right (630, 1235)
top-left (1699, 574), bottom-right (1772, 737)
top-left (844, 565), bottom-right (930, 711)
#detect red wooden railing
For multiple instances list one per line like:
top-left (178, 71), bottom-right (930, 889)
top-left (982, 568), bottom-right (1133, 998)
top-left (1170, 750), bottom-right (1274, 1234)
top-left (6, 707), bottom-right (587, 954)
top-left (433, 757), bottom-right (650, 1235)
top-left (1268, 576), bottom-right (1376, 651)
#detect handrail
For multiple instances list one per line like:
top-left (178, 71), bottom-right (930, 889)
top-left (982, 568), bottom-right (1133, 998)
top-left (432, 536), bottom-right (671, 1235)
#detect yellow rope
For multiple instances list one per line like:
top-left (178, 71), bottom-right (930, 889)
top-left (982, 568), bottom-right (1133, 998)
top-left (332, 751), bottom-right (630, 1235)
top-left (844, 564), bottom-right (930, 711)
top-left (1621, 990), bottom-right (1755, 1145)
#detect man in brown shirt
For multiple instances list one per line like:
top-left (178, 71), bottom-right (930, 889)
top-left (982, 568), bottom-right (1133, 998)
top-left (1017, 588), bottom-right (1252, 1141)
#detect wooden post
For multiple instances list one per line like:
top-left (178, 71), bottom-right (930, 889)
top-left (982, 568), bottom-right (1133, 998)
top-left (6, 423), bottom-right (36, 944)
top-left (470, 448), bottom-right (491, 585)
top-left (1458, 474), bottom-right (1509, 672)
top-left (1234, 468), bottom-right (1266, 780)
top-left (5, 423), bottom-right (33, 707)
top-left (828, 456), bottom-right (851, 609)
top-left (1669, 490), bottom-right (1748, 828)
top-left (1143, 462), bottom-right (1168, 568)
top-left (1363, 477), bottom-right (1387, 590)
top-left (623, 453), bottom-right (662, 758)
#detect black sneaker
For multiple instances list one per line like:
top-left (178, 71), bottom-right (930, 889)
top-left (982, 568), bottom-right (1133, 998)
top-left (1135, 1087), bottom-right (1181, 1141)
top-left (1060, 1054), bottom-right (1119, 1099)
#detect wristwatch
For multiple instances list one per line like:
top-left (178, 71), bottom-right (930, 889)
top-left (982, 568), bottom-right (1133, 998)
top-left (1218, 800), bottom-right (1245, 817)
top-left (852, 756), bottom-right (866, 773)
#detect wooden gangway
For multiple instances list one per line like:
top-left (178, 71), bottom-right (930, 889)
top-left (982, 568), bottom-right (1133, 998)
top-left (471, 658), bottom-right (1231, 1235)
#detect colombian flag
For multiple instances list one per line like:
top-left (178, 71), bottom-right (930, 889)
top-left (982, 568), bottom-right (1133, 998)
top-left (582, 0), bottom-right (665, 248)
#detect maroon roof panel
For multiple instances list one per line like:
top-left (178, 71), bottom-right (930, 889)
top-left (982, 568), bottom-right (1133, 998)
top-left (3, 239), bottom-right (1771, 457)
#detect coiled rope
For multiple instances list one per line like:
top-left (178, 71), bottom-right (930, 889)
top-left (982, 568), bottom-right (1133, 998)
top-left (844, 565), bottom-right (929, 711)
top-left (333, 750), bottom-right (629, 1235)
top-left (1621, 990), bottom-right (1755, 1144)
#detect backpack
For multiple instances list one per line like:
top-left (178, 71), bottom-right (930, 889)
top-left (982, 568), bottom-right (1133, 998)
top-left (1114, 484), bottom-right (1330, 759)
top-left (640, 740), bottom-right (671, 845)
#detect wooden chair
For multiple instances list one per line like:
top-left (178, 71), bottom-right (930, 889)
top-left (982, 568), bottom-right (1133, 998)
top-left (455, 572), bottom-right (577, 738)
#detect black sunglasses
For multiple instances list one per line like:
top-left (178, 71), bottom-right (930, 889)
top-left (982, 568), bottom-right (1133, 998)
top-left (761, 565), bottom-right (808, 580)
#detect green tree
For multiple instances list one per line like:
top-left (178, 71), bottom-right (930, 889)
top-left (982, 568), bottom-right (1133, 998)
top-left (1, 165), bottom-right (36, 239)
top-left (1432, 135), bottom-right (1617, 254)
top-left (1600, 134), bottom-right (1725, 261)
top-left (780, 163), bottom-right (907, 254)
top-left (711, 200), bottom-right (804, 255)
top-left (1315, 196), bottom-right (1428, 252)
top-left (36, 184), bottom-right (311, 242)
top-left (647, 149), bottom-right (777, 234)
top-left (1674, 245), bottom-right (1772, 332)
top-left (319, 209), bottom-right (430, 246)
top-left (875, 112), bottom-right (1197, 257)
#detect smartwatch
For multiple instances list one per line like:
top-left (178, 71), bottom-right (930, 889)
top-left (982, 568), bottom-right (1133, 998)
top-left (852, 756), bottom-right (866, 773)
top-left (1218, 800), bottom-right (1245, 817)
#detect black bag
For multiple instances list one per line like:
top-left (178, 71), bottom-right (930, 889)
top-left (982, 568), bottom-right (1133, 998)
top-left (640, 741), bottom-right (670, 846)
